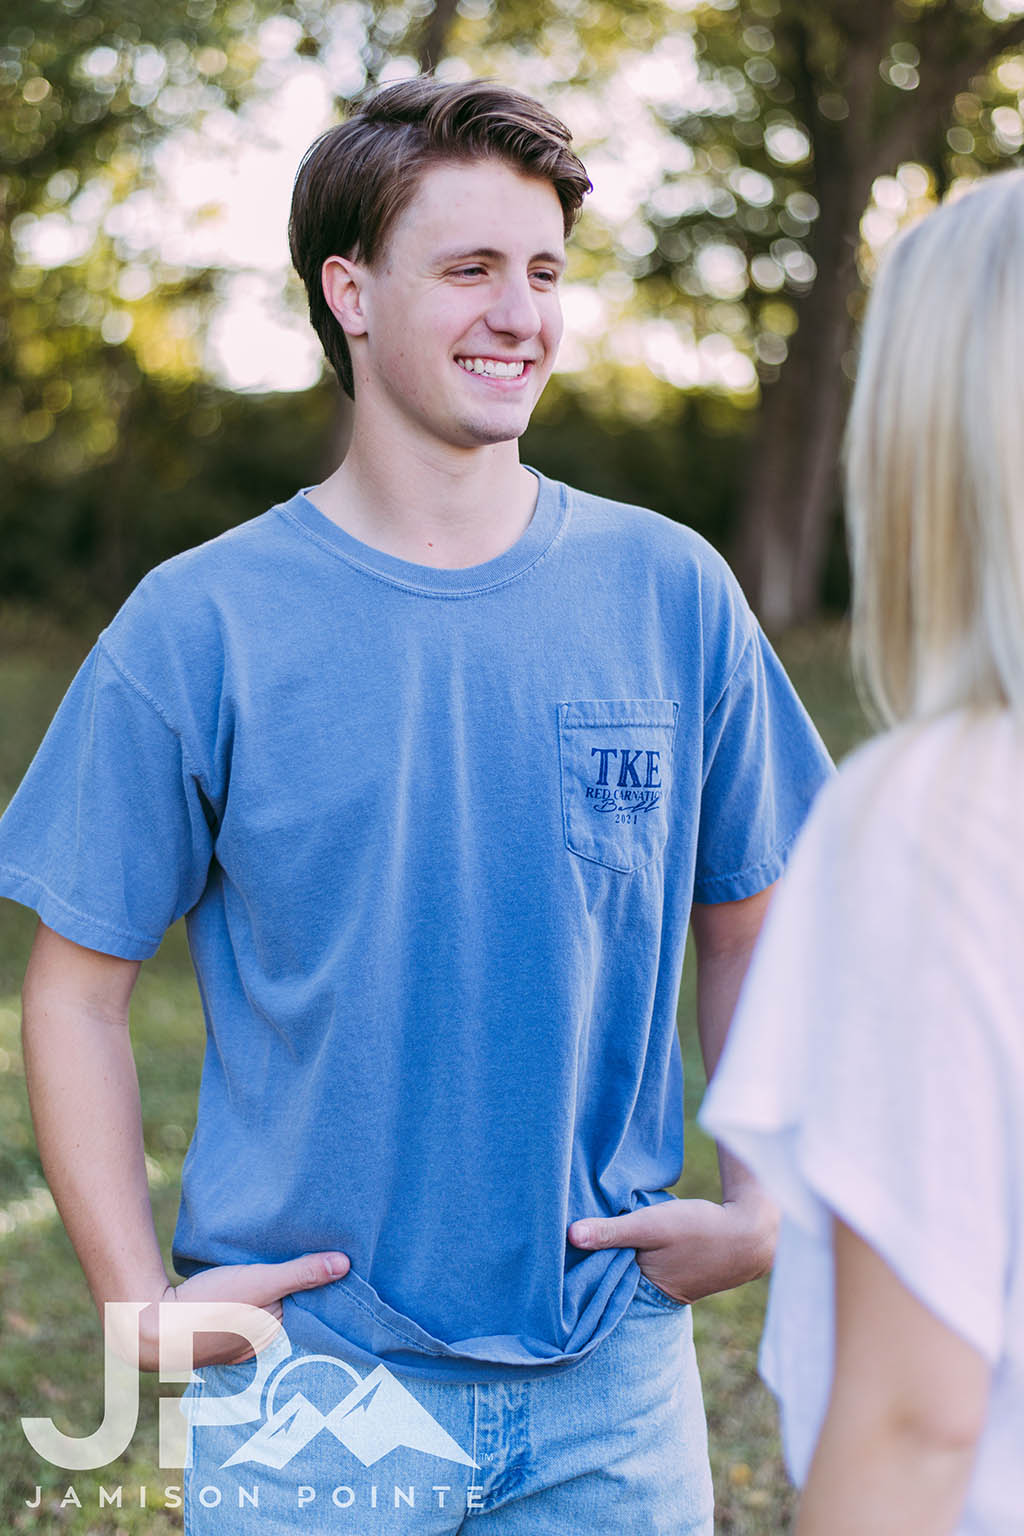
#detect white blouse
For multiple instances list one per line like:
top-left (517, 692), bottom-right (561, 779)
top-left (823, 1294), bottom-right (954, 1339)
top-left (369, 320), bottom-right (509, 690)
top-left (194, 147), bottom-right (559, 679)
top-left (700, 709), bottom-right (1024, 1534)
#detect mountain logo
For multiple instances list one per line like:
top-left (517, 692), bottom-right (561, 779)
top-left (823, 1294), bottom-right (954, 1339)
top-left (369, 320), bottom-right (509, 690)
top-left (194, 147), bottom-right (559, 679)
top-left (221, 1355), bottom-right (478, 1472)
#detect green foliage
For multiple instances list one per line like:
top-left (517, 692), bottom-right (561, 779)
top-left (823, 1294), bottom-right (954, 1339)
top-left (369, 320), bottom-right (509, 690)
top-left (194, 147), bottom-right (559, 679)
top-left (636, 0), bottom-right (1024, 383)
top-left (1, 373), bottom-right (339, 614)
top-left (2, 0), bottom-right (286, 479)
top-left (525, 374), bottom-right (754, 552)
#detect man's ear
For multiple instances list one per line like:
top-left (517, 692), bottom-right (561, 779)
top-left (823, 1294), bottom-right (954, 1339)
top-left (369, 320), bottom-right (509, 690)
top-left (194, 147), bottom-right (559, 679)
top-left (322, 255), bottom-right (368, 337)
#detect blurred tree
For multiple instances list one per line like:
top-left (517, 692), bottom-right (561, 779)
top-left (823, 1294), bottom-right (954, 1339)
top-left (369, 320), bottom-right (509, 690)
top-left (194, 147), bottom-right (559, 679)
top-left (416, 0), bottom-right (461, 72)
top-left (2, 0), bottom-right (279, 482)
top-left (636, 0), bottom-right (1024, 627)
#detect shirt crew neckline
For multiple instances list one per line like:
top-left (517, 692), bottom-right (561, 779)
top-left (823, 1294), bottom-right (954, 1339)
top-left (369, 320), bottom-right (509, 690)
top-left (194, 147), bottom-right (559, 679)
top-left (276, 466), bottom-right (567, 597)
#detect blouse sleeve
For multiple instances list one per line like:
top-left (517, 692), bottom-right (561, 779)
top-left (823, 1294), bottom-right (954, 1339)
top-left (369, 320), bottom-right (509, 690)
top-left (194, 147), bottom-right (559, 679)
top-left (700, 720), bottom-right (1018, 1368)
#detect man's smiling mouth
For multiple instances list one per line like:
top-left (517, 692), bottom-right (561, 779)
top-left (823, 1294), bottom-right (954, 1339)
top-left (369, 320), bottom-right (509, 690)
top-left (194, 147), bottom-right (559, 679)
top-left (455, 357), bottom-right (528, 378)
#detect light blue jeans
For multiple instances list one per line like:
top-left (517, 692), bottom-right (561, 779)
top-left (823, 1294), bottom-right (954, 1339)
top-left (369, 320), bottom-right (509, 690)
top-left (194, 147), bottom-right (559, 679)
top-left (182, 1273), bottom-right (714, 1534)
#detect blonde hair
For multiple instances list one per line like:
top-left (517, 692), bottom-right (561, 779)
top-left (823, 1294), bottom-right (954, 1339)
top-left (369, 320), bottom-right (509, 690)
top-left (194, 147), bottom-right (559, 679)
top-left (845, 169), bottom-right (1024, 726)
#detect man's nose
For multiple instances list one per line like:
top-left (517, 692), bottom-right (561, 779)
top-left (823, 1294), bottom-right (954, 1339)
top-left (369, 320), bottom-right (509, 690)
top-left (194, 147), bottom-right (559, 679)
top-left (485, 274), bottom-right (543, 339)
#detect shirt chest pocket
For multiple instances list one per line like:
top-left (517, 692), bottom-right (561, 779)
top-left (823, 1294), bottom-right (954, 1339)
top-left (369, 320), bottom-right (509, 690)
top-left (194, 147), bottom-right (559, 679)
top-left (558, 699), bottom-right (679, 873)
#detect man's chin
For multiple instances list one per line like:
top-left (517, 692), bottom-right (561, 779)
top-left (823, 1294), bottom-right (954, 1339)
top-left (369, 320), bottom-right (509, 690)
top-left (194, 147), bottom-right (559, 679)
top-left (451, 414), bottom-right (531, 449)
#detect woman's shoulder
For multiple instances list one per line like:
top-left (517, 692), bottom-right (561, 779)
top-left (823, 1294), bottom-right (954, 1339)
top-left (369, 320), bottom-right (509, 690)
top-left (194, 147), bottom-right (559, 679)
top-left (804, 708), bottom-right (1024, 870)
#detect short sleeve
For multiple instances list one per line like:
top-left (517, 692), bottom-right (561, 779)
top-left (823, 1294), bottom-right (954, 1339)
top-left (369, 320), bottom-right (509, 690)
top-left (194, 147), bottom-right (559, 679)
top-left (700, 722), bottom-right (1018, 1366)
top-left (0, 639), bottom-right (215, 959)
top-left (694, 621), bottom-right (832, 903)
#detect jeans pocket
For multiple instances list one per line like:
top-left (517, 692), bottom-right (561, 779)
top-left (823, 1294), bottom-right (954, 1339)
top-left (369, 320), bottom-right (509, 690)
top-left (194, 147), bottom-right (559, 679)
top-left (634, 1271), bottom-right (690, 1311)
top-left (558, 699), bottom-right (678, 873)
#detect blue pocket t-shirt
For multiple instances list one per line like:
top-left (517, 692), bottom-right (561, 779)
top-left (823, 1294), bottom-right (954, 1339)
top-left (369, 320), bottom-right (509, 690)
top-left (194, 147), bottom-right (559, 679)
top-left (0, 471), bottom-right (831, 1380)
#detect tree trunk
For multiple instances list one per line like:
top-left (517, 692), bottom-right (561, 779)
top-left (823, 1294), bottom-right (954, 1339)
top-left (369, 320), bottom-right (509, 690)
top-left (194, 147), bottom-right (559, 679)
top-left (732, 194), bottom-right (862, 630)
top-left (417, 0), bottom-right (460, 73)
top-left (732, 3), bottom-right (1024, 629)
top-left (733, 13), bottom-right (887, 630)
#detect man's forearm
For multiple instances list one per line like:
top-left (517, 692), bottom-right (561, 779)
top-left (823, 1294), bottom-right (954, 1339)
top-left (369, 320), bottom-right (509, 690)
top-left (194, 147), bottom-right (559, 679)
top-left (698, 945), bottom-right (773, 1217)
top-left (22, 938), bottom-right (169, 1313)
top-left (692, 889), bottom-right (778, 1251)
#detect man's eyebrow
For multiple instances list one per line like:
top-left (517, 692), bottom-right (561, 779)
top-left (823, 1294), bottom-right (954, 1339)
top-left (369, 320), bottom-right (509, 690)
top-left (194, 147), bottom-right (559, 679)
top-left (433, 246), bottom-right (567, 268)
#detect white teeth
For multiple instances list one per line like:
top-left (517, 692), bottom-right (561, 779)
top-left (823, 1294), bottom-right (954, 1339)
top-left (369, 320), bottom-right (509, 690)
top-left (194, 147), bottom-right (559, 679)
top-left (456, 357), bottom-right (526, 378)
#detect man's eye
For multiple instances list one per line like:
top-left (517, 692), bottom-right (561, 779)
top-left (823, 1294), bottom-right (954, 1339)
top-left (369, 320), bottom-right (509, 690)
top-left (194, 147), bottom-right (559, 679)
top-left (531, 269), bottom-right (559, 285)
top-left (452, 265), bottom-right (486, 278)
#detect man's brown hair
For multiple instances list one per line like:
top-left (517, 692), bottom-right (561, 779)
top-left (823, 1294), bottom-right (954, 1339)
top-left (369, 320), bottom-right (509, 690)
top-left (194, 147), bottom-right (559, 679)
top-left (288, 77), bottom-right (592, 398)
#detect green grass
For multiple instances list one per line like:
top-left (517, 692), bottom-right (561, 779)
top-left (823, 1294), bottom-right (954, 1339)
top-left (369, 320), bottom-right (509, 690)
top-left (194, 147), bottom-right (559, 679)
top-left (0, 610), bottom-right (869, 1534)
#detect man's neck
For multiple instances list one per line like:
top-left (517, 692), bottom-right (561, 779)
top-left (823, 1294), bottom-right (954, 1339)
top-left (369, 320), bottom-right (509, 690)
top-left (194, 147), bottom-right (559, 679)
top-left (305, 427), bottom-right (539, 571)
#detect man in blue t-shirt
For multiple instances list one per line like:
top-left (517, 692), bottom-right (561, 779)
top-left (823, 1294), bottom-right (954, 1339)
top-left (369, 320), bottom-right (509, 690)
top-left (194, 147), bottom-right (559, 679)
top-left (1, 79), bottom-right (830, 1531)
